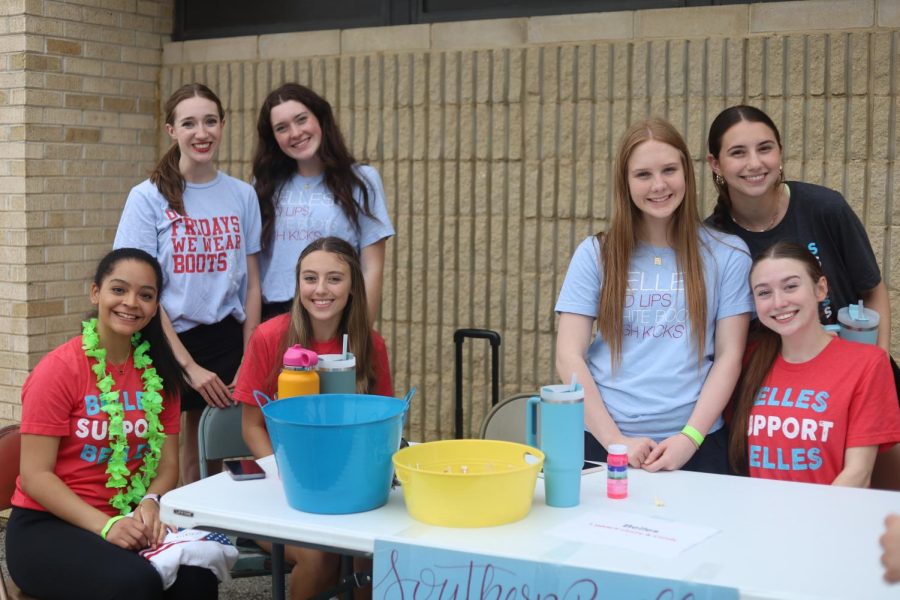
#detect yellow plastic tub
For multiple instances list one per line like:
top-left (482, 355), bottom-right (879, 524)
top-left (392, 439), bottom-right (544, 527)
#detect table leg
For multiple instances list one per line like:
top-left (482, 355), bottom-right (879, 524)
top-left (272, 542), bottom-right (286, 600)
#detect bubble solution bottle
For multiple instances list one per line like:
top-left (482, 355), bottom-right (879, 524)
top-left (606, 444), bottom-right (628, 499)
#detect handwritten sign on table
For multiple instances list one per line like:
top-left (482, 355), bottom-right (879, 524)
top-left (550, 509), bottom-right (720, 558)
top-left (373, 540), bottom-right (738, 600)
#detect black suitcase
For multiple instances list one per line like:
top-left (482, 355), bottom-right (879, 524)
top-left (453, 328), bottom-right (501, 439)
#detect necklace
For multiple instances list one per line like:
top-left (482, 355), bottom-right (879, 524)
top-left (649, 243), bottom-right (670, 267)
top-left (730, 210), bottom-right (779, 233)
top-left (108, 356), bottom-right (129, 375)
top-left (730, 184), bottom-right (789, 233)
top-left (82, 318), bottom-right (166, 515)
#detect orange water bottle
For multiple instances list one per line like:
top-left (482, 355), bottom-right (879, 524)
top-left (277, 345), bottom-right (319, 398)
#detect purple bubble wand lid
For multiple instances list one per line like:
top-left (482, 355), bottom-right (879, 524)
top-left (283, 345), bottom-right (318, 368)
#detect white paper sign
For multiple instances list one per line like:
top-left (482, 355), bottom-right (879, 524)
top-left (549, 509), bottom-right (719, 558)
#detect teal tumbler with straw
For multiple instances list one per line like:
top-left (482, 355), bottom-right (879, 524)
top-left (317, 354), bottom-right (356, 394)
top-left (317, 334), bottom-right (357, 394)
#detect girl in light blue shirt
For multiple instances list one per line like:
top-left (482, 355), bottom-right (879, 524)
top-left (251, 83), bottom-right (394, 321)
top-left (555, 118), bottom-right (752, 474)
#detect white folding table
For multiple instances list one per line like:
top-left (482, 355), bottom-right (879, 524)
top-left (160, 455), bottom-right (900, 599)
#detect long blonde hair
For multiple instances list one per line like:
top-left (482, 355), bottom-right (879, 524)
top-left (272, 237), bottom-right (376, 393)
top-left (598, 117), bottom-right (707, 367)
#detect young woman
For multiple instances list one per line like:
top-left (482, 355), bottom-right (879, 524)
top-left (555, 118), bottom-right (753, 473)
top-left (252, 83), bottom-right (394, 321)
top-left (115, 83), bottom-right (262, 483)
top-left (705, 104), bottom-right (900, 488)
top-left (729, 242), bottom-right (900, 486)
top-left (705, 104), bottom-right (890, 350)
top-left (6, 248), bottom-right (218, 599)
top-left (234, 236), bottom-right (392, 600)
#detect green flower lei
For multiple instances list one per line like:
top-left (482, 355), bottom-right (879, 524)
top-left (82, 318), bottom-right (166, 515)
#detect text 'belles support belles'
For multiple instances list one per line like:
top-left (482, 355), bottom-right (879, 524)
top-left (747, 386), bottom-right (833, 472)
top-left (77, 391), bottom-right (150, 464)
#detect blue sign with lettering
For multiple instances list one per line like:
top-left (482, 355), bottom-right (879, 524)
top-left (373, 540), bottom-right (738, 600)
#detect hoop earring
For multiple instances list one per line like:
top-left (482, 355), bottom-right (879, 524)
top-left (778, 164), bottom-right (784, 184)
top-left (714, 172), bottom-right (725, 186)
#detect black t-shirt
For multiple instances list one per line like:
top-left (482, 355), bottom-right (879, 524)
top-left (704, 181), bottom-right (881, 324)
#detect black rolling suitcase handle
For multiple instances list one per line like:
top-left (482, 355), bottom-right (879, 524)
top-left (453, 328), bottom-right (501, 439)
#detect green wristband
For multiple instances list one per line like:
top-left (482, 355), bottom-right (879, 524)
top-left (681, 425), bottom-right (705, 448)
top-left (100, 515), bottom-right (126, 540)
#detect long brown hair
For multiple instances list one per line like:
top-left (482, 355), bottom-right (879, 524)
top-left (598, 117), bottom-right (706, 367)
top-left (150, 83), bottom-right (225, 215)
top-left (728, 241), bottom-right (826, 474)
top-left (707, 104), bottom-right (784, 230)
top-left (271, 237), bottom-right (377, 393)
top-left (251, 83), bottom-right (377, 249)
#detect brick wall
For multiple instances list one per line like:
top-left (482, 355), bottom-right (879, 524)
top-left (2, 0), bottom-right (899, 441)
top-left (160, 0), bottom-right (900, 440)
top-left (0, 0), bottom-right (172, 424)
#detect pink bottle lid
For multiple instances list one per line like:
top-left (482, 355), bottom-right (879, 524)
top-left (283, 345), bottom-right (318, 368)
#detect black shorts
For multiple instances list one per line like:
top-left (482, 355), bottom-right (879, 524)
top-left (6, 507), bottom-right (217, 600)
top-left (178, 316), bottom-right (243, 412)
top-left (261, 300), bottom-right (292, 322)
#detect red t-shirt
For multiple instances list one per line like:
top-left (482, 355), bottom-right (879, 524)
top-left (233, 313), bottom-right (394, 406)
top-left (747, 337), bottom-right (900, 484)
top-left (12, 336), bottom-right (181, 515)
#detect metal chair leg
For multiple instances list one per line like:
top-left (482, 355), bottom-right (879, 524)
top-left (272, 543), bottom-right (286, 600)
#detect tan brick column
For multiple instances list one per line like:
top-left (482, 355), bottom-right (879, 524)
top-left (0, 0), bottom-right (172, 425)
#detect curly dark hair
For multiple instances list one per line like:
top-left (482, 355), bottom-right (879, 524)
top-left (251, 83), bottom-right (377, 249)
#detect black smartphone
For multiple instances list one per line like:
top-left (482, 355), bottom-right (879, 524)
top-left (224, 459), bottom-right (266, 481)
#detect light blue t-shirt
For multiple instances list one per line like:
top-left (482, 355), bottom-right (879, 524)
top-left (555, 227), bottom-right (753, 441)
top-left (114, 172), bottom-right (262, 333)
top-left (259, 164), bottom-right (395, 303)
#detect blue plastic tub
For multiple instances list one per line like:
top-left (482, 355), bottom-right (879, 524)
top-left (260, 393), bottom-right (408, 514)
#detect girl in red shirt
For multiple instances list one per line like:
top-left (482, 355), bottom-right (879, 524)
top-left (7, 248), bottom-right (218, 599)
top-left (234, 236), bottom-right (393, 599)
top-left (730, 241), bottom-right (900, 486)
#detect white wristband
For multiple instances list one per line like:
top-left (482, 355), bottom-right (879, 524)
top-left (140, 493), bottom-right (161, 505)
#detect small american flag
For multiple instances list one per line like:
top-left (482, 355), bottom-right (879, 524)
top-left (199, 531), bottom-right (233, 546)
top-left (140, 528), bottom-right (235, 561)
top-left (139, 527), bottom-right (240, 588)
